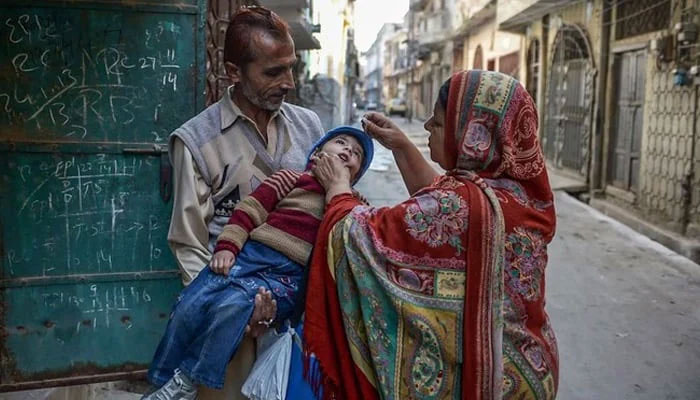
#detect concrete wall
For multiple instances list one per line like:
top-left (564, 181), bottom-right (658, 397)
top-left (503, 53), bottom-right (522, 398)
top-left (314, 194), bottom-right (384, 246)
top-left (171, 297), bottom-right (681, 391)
top-left (460, 19), bottom-right (524, 78)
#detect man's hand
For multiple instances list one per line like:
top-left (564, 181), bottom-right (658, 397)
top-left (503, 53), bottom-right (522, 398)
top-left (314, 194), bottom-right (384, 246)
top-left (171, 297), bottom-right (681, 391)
top-left (210, 250), bottom-right (235, 275)
top-left (245, 287), bottom-right (277, 338)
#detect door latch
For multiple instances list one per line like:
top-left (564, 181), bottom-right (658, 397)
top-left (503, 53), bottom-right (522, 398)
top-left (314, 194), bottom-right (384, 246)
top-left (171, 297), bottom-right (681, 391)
top-left (123, 144), bottom-right (172, 203)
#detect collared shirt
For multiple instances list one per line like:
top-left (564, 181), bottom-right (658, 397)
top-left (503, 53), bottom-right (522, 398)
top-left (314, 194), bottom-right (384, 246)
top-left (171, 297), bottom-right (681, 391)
top-left (167, 86), bottom-right (324, 284)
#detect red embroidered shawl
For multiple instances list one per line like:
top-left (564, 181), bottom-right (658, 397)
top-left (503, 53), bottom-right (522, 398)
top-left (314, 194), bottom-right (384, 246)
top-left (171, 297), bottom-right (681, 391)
top-left (304, 70), bottom-right (558, 400)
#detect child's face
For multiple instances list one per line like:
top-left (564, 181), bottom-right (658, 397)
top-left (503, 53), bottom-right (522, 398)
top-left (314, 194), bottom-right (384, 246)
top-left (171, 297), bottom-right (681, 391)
top-left (318, 134), bottom-right (364, 181)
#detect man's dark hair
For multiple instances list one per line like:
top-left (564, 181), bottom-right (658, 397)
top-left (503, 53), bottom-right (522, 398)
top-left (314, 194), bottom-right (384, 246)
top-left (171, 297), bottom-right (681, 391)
top-left (224, 6), bottom-right (291, 67)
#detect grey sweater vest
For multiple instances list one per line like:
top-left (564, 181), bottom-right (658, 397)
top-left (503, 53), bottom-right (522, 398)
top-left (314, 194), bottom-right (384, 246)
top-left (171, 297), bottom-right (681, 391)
top-left (169, 101), bottom-right (324, 249)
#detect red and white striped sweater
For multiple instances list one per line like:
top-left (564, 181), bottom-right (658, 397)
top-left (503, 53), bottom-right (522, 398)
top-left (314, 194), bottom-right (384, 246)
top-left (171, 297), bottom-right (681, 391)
top-left (213, 170), bottom-right (325, 266)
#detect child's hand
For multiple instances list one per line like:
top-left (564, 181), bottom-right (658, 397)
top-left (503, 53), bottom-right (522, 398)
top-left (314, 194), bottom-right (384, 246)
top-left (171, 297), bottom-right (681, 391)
top-left (210, 250), bottom-right (235, 275)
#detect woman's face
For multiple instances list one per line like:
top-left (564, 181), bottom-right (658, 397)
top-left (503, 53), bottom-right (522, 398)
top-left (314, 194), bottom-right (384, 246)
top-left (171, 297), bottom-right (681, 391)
top-left (425, 101), bottom-right (448, 169)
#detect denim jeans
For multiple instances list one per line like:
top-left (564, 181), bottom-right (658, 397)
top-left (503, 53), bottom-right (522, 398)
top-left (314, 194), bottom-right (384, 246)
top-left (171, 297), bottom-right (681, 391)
top-left (148, 240), bottom-right (304, 389)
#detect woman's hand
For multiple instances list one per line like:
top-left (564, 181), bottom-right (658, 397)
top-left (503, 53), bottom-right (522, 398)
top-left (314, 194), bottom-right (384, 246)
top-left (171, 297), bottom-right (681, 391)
top-left (210, 250), bottom-right (235, 275)
top-left (311, 152), bottom-right (353, 203)
top-left (363, 112), bottom-right (438, 195)
top-left (362, 112), bottom-right (411, 152)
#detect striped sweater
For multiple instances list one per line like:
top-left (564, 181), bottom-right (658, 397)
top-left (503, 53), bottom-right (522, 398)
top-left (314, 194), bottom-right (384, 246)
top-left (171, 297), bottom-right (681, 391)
top-left (214, 170), bottom-right (325, 266)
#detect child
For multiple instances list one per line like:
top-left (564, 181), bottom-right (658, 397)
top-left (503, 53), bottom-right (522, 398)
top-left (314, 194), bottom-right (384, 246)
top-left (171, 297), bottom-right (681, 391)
top-left (144, 126), bottom-right (374, 400)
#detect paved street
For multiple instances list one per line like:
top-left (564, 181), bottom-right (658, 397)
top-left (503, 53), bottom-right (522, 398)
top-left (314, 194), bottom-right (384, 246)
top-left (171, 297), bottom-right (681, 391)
top-left (357, 116), bottom-right (700, 400)
top-left (9, 118), bottom-right (699, 400)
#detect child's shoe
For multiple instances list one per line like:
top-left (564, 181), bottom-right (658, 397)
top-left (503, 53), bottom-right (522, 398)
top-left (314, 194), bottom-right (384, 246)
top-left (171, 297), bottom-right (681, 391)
top-left (141, 369), bottom-right (197, 400)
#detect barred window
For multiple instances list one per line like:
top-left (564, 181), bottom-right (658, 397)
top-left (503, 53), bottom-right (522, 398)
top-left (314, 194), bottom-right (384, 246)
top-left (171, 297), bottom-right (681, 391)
top-left (615, 0), bottom-right (671, 40)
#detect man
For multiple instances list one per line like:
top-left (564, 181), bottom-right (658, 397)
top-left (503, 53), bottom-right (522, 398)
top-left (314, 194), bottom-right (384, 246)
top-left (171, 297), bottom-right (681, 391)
top-left (164, 6), bottom-right (324, 399)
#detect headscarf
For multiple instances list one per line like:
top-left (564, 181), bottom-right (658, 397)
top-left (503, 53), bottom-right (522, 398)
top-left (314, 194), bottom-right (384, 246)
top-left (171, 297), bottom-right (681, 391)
top-left (304, 70), bottom-right (558, 400)
top-left (441, 70), bottom-right (557, 399)
top-left (307, 126), bottom-right (375, 184)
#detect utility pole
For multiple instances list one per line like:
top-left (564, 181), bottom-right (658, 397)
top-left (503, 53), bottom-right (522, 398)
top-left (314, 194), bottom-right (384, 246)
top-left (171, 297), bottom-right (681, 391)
top-left (407, 8), bottom-right (415, 123)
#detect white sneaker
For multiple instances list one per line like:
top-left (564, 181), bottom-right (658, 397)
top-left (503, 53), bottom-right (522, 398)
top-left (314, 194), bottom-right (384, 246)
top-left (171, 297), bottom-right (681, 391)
top-left (141, 369), bottom-right (198, 400)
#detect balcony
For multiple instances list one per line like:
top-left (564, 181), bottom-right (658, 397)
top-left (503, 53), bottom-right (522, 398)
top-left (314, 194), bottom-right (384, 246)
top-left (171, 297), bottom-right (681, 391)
top-left (410, 0), bottom-right (429, 11)
top-left (258, 0), bottom-right (320, 50)
top-left (454, 0), bottom-right (495, 37)
top-left (417, 10), bottom-right (452, 47)
top-left (260, 0), bottom-right (310, 10)
top-left (498, 0), bottom-right (578, 32)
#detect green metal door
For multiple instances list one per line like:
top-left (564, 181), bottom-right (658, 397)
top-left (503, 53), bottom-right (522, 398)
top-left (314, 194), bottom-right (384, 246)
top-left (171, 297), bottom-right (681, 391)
top-left (0, 0), bottom-right (205, 391)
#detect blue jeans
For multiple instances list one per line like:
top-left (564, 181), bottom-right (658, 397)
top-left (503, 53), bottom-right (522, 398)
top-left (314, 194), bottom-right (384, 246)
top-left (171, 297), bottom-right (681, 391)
top-left (148, 240), bottom-right (304, 389)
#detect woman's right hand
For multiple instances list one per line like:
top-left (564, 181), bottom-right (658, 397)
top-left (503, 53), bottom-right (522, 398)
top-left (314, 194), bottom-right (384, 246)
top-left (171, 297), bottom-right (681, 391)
top-left (362, 112), bottom-right (411, 151)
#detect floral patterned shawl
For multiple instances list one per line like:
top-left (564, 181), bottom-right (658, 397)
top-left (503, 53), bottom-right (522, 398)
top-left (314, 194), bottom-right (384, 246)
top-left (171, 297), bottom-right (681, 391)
top-left (304, 70), bottom-right (558, 400)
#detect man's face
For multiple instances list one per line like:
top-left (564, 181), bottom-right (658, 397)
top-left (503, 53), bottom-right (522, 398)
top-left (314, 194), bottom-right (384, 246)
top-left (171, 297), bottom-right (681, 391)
top-left (319, 134), bottom-right (364, 181)
top-left (227, 31), bottom-right (297, 111)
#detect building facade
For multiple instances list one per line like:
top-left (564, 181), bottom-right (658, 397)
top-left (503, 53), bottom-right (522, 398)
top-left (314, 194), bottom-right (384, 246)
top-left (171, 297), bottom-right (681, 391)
top-left (362, 23), bottom-right (403, 110)
top-left (452, 0), bottom-right (524, 81)
top-left (500, 0), bottom-right (700, 261)
top-left (303, 0), bottom-right (359, 128)
top-left (407, 0), bottom-right (458, 119)
top-left (384, 27), bottom-right (410, 107)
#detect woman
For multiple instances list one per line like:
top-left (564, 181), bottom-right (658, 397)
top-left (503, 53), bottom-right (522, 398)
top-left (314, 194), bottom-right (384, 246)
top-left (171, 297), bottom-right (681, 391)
top-left (305, 70), bottom-right (558, 399)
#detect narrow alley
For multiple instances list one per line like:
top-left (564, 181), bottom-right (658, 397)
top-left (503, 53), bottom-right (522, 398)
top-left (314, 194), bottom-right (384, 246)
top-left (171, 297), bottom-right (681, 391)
top-left (357, 118), bottom-right (700, 400)
top-left (3, 0), bottom-right (700, 398)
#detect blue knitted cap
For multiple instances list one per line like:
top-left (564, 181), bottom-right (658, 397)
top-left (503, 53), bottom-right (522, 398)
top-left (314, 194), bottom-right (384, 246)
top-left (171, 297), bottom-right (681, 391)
top-left (306, 126), bottom-right (374, 185)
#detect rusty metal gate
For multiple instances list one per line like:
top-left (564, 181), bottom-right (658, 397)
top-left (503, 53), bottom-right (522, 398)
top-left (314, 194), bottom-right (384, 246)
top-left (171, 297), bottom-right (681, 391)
top-left (543, 24), bottom-right (595, 179)
top-left (0, 0), bottom-right (205, 391)
top-left (205, 0), bottom-right (255, 106)
top-left (610, 50), bottom-right (647, 192)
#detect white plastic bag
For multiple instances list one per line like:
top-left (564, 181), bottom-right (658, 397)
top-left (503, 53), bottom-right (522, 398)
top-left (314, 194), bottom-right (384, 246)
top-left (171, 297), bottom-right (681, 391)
top-left (241, 327), bottom-right (294, 400)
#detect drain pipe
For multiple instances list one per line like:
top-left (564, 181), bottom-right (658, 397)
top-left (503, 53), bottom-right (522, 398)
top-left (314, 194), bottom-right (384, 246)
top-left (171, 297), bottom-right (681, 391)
top-left (590, 0), bottom-right (612, 197)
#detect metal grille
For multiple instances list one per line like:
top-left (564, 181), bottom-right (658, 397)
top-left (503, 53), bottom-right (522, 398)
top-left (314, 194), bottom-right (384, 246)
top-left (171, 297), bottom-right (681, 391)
top-left (543, 25), bottom-right (594, 179)
top-left (614, 0), bottom-right (671, 40)
top-left (638, 65), bottom-right (697, 232)
top-left (692, 87), bottom-right (700, 235)
top-left (205, 0), bottom-right (255, 106)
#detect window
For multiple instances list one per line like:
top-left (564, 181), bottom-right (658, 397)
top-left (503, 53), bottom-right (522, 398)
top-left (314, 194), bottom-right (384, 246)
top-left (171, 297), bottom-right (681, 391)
top-left (473, 45), bottom-right (483, 69)
top-left (498, 51), bottom-right (519, 79)
top-left (615, 0), bottom-right (671, 40)
top-left (487, 58), bottom-right (495, 71)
